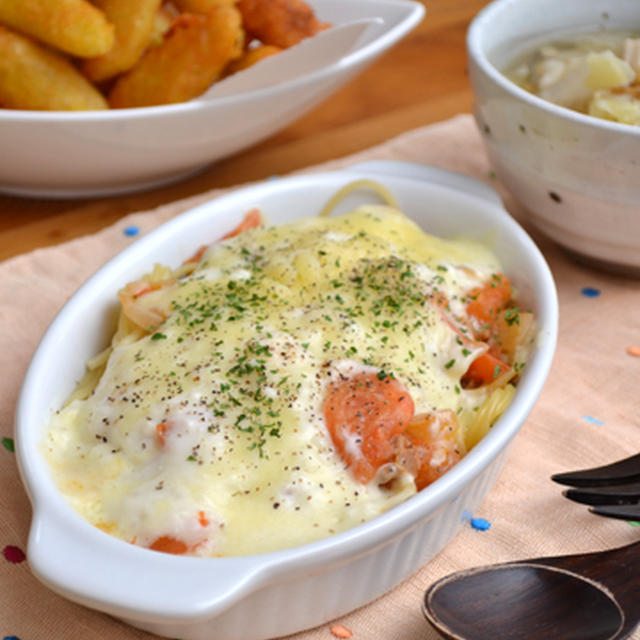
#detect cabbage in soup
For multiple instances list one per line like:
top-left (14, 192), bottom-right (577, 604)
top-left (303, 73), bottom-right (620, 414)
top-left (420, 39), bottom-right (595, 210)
top-left (505, 30), bottom-right (640, 125)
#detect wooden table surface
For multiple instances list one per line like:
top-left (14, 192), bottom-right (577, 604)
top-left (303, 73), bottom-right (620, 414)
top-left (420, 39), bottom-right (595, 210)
top-left (0, 0), bottom-right (490, 262)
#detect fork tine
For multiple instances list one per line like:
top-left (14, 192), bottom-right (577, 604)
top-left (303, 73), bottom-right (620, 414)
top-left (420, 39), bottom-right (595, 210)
top-left (590, 503), bottom-right (640, 521)
top-left (551, 452), bottom-right (640, 487)
top-left (563, 480), bottom-right (640, 506)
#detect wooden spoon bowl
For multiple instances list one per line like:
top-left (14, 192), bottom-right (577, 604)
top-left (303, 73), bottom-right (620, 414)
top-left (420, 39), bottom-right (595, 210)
top-left (423, 541), bottom-right (640, 640)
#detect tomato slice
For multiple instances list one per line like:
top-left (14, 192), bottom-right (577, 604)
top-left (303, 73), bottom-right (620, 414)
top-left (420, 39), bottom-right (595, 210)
top-left (184, 244), bottom-right (209, 264)
top-left (462, 351), bottom-right (510, 388)
top-left (221, 208), bottom-right (262, 240)
top-left (147, 510), bottom-right (211, 555)
top-left (397, 410), bottom-right (463, 490)
top-left (323, 372), bottom-right (415, 484)
top-left (466, 274), bottom-right (512, 329)
top-left (155, 421), bottom-right (170, 446)
top-left (183, 208), bottom-right (263, 264)
top-left (149, 536), bottom-right (189, 555)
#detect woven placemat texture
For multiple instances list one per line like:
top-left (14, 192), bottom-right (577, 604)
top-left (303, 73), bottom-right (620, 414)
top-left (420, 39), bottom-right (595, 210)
top-left (1, 115), bottom-right (638, 640)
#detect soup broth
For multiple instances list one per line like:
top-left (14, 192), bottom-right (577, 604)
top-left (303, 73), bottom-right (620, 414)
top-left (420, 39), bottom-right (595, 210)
top-left (505, 30), bottom-right (640, 125)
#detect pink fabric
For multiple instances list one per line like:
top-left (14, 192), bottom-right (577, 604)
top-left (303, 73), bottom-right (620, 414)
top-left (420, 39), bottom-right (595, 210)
top-left (1, 115), bottom-right (638, 639)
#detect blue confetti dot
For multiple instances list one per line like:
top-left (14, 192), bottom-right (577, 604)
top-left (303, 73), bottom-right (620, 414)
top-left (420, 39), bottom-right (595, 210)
top-left (583, 415), bottom-right (604, 426)
top-left (581, 287), bottom-right (600, 298)
top-left (123, 226), bottom-right (139, 237)
top-left (470, 517), bottom-right (491, 531)
top-left (4, 636), bottom-right (21, 640)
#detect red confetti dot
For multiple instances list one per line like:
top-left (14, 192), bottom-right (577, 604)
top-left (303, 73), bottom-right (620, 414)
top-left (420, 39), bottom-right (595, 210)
top-left (3, 545), bottom-right (26, 563)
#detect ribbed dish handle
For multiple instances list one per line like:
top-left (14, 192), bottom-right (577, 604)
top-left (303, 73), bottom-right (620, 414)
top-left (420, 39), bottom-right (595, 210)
top-left (27, 508), bottom-right (268, 623)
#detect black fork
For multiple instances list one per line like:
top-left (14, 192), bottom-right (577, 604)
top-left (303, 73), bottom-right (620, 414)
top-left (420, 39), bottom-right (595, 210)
top-left (551, 452), bottom-right (640, 521)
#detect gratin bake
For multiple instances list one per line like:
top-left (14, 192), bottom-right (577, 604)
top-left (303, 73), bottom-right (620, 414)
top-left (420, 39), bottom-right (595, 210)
top-left (44, 195), bottom-right (535, 557)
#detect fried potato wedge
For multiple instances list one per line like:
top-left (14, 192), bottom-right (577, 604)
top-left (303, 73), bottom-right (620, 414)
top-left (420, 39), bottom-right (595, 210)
top-left (148, 6), bottom-right (175, 47)
top-left (108, 7), bottom-right (243, 108)
top-left (237, 0), bottom-right (328, 48)
top-left (225, 44), bottom-right (281, 75)
top-left (0, 0), bottom-right (114, 58)
top-left (82, 0), bottom-right (162, 83)
top-left (0, 25), bottom-right (108, 110)
top-left (173, 0), bottom-right (237, 13)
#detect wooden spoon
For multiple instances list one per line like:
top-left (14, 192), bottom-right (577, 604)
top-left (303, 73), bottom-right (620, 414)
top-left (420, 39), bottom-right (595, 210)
top-left (423, 540), bottom-right (639, 640)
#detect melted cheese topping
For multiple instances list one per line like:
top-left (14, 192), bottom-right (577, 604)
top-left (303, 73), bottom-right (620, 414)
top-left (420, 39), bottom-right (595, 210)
top-left (44, 206), bottom-right (503, 556)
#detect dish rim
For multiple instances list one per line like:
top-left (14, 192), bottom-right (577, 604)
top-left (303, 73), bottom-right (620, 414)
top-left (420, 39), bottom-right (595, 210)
top-left (467, 0), bottom-right (640, 137)
top-left (15, 162), bottom-right (559, 622)
top-left (0, 0), bottom-right (424, 123)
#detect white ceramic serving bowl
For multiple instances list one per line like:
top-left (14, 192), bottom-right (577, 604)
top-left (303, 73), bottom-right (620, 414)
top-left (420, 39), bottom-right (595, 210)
top-left (468, 0), bottom-right (640, 274)
top-left (15, 160), bottom-right (558, 640)
top-left (0, 0), bottom-right (423, 198)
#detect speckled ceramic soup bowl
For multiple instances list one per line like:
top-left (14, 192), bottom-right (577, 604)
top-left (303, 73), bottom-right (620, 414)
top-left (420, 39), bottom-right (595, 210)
top-left (468, 0), bottom-right (640, 273)
top-left (15, 161), bottom-right (558, 640)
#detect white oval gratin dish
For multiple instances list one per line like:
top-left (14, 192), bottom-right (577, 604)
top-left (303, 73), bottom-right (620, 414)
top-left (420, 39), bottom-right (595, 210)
top-left (15, 160), bottom-right (558, 640)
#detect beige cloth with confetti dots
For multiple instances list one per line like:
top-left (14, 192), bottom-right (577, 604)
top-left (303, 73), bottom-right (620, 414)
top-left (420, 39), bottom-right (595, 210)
top-left (0, 115), bottom-right (638, 640)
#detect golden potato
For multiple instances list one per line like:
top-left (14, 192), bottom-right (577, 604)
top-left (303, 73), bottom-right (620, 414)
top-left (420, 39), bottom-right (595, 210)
top-left (237, 0), bottom-right (329, 48)
top-left (108, 7), bottom-right (243, 108)
top-left (82, 0), bottom-right (162, 83)
top-left (0, 0), bottom-right (328, 110)
top-left (0, 0), bottom-right (114, 58)
top-left (173, 0), bottom-right (237, 12)
top-left (224, 44), bottom-right (281, 76)
top-left (0, 25), bottom-right (108, 110)
top-left (148, 6), bottom-right (175, 47)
